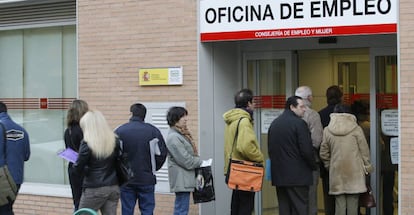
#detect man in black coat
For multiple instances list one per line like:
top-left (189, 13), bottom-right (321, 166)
top-left (268, 96), bottom-right (317, 215)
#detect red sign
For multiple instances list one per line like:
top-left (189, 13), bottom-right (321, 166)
top-left (40, 98), bottom-right (48, 109)
top-left (254, 94), bottom-right (398, 109)
top-left (254, 95), bottom-right (286, 109)
top-left (201, 24), bottom-right (397, 42)
top-left (0, 98), bottom-right (75, 110)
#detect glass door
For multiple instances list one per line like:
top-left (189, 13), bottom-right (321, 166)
top-left (372, 49), bottom-right (398, 215)
top-left (244, 51), bottom-right (293, 215)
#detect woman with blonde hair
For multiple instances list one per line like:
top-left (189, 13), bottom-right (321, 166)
top-left (74, 110), bottom-right (120, 215)
top-left (64, 99), bottom-right (88, 211)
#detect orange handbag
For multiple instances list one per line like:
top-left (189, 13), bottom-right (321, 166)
top-left (225, 118), bottom-right (264, 192)
top-left (226, 159), bottom-right (264, 192)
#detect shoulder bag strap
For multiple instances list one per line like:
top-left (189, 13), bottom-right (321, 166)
top-left (229, 117), bottom-right (244, 159)
top-left (0, 122), bottom-right (7, 164)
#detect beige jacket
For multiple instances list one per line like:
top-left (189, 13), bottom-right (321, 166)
top-left (320, 113), bottom-right (373, 195)
top-left (302, 107), bottom-right (323, 162)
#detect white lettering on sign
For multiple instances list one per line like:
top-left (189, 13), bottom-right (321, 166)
top-left (205, 4), bottom-right (274, 23)
top-left (200, 0), bottom-right (397, 41)
top-left (309, 0), bottom-right (391, 18)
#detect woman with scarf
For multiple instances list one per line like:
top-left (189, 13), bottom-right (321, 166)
top-left (166, 106), bottom-right (202, 215)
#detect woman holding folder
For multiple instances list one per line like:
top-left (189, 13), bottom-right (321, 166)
top-left (64, 99), bottom-right (89, 211)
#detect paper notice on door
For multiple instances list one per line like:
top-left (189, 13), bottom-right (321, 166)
top-left (261, 109), bottom-right (283, 134)
top-left (381, 109), bottom-right (398, 136)
top-left (390, 137), bottom-right (399, 164)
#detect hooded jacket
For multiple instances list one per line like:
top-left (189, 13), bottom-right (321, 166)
top-left (223, 108), bottom-right (264, 174)
top-left (320, 113), bottom-right (373, 195)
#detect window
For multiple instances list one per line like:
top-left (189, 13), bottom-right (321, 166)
top-left (0, 26), bottom-right (76, 184)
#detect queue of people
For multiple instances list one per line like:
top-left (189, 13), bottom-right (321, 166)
top-left (239, 85), bottom-right (374, 215)
top-left (65, 101), bottom-right (212, 215)
top-left (0, 85), bottom-right (394, 215)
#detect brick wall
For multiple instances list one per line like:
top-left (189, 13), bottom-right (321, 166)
top-left (400, 0), bottom-right (414, 214)
top-left (77, 0), bottom-right (199, 132)
top-left (13, 193), bottom-right (199, 215)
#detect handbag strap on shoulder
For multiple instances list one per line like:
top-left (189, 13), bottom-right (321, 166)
top-left (229, 117), bottom-right (244, 159)
top-left (0, 122), bottom-right (7, 163)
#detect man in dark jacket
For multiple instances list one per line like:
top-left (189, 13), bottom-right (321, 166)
top-left (0, 102), bottom-right (30, 215)
top-left (115, 103), bottom-right (167, 215)
top-left (268, 96), bottom-right (316, 215)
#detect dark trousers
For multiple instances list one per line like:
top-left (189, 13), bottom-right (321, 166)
top-left (0, 184), bottom-right (21, 215)
top-left (321, 165), bottom-right (335, 215)
top-left (276, 186), bottom-right (309, 215)
top-left (382, 171), bottom-right (395, 215)
top-left (68, 165), bottom-right (83, 211)
top-left (231, 190), bottom-right (255, 215)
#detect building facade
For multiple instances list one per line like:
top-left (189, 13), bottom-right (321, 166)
top-left (0, 0), bottom-right (412, 214)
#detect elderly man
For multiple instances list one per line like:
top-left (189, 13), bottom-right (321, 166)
top-left (295, 86), bottom-right (323, 215)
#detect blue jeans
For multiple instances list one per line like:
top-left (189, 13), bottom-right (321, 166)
top-left (120, 184), bottom-right (155, 215)
top-left (174, 192), bottom-right (190, 215)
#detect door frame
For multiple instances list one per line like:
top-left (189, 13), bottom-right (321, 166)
top-left (370, 47), bottom-right (398, 215)
top-left (243, 51), bottom-right (294, 97)
top-left (242, 51), bottom-right (294, 215)
top-left (333, 54), bottom-right (370, 93)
